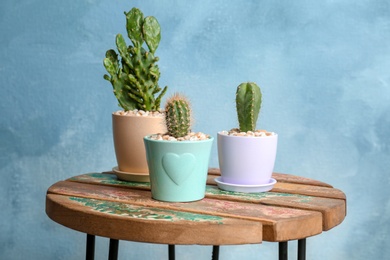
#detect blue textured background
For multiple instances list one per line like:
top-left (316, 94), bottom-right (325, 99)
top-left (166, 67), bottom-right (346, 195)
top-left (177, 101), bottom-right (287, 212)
top-left (1, 0), bottom-right (389, 259)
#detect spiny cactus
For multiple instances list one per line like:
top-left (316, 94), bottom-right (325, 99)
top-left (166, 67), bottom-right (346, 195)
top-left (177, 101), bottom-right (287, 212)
top-left (103, 7), bottom-right (167, 111)
top-left (165, 94), bottom-right (192, 138)
top-left (236, 82), bottom-right (262, 132)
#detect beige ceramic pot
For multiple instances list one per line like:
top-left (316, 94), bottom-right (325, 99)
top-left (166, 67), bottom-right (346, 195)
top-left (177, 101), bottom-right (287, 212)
top-left (112, 113), bottom-right (166, 180)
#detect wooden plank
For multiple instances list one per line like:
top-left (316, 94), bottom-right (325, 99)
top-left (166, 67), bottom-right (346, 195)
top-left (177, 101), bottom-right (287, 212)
top-left (208, 167), bottom-right (221, 175)
top-left (69, 172), bottom-right (151, 190)
top-left (73, 172), bottom-right (337, 195)
top-left (207, 168), bottom-right (333, 188)
top-left (205, 186), bottom-right (345, 231)
top-left (48, 181), bottom-right (323, 241)
top-left (272, 172), bottom-right (333, 188)
top-left (46, 194), bottom-right (262, 245)
top-left (207, 174), bottom-right (218, 185)
top-left (272, 182), bottom-right (346, 200)
top-left (68, 173), bottom-right (346, 230)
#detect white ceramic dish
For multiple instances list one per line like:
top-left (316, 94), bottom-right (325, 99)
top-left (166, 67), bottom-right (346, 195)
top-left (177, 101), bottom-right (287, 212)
top-left (112, 166), bottom-right (150, 182)
top-left (214, 177), bottom-right (276, 193)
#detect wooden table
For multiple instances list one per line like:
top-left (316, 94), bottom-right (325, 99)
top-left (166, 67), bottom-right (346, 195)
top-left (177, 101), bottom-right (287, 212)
top-left (46, 168), bottom-right (346, 260)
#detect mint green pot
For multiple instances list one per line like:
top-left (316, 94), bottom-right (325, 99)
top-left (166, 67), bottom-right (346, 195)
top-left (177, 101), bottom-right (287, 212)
top-left (144, 137), bottom-right (214, 202)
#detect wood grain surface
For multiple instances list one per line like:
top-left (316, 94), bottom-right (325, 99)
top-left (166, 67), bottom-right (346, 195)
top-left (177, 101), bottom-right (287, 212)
top-left (46, 169), bottom-right (346, 244)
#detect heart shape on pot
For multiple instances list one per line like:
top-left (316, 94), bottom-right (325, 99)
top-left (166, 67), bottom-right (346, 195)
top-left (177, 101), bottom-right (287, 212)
top-left (162, 153), bottom-right (196, 186)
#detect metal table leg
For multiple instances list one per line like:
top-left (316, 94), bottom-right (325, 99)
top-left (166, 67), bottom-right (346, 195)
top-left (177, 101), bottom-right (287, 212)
top-left (168, 245), bottom-right (175, 260)
top-left (108, 239), bottom-right (119, 260)
top-left (279, 241), bottom-right (288, 260)
top-left (212, 245), bottom-right (220, 260)
top-left (298, 239), bottom-right (306, 260)
top-left (86, 234), bottom-right (95, 260)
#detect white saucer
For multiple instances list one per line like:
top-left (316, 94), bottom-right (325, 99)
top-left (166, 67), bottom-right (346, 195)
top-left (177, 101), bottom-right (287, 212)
top-left (112, 166), bottom-right (150, 182)
top-left (214, 177), bottom-right (277, 193)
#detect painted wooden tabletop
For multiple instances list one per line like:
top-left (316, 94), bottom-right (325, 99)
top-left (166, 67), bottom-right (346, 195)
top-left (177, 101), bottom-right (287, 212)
top-left (46, 168), bottom-right (346, 245)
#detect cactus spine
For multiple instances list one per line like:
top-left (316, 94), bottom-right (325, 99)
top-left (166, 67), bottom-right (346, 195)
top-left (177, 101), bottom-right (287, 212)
top-left (103, 7), bottom-right (167, 111)
top-left (165, 94), bottom-right (192, 138)
top-left (236, 82), bottom-right (262, 132)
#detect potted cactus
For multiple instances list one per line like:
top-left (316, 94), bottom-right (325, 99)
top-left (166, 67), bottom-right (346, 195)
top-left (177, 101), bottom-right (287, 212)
top-left (144, 94), bottom-right (214, 202)
top-left (103, 7), bottom-right (168, 181)
top-left (216, 82), bottom-right (278, 193)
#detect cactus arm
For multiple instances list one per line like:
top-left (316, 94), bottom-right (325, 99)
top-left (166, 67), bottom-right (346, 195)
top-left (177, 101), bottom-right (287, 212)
top-left (103, 54), bottom-right (137, 111)
top-left (126, 74), bottom-right (157, 111)
top-left (165, 94), bottom-right (192, 138)
top-left (103, 74), bottom-right (110, 81)
top-left (142, 16), bottom-right (161, 54)
top-left (236, 82), bottom-right (262, 132)
top-left (127, 74), bottom-right (151, 110)
top-left (152, 85), bottom-right (162, 95)
top-left (112, 79), bottom-right (137, 111)
top-left (105, 50), bottom-right (119, 68)
top-left (116, 86), bottom-right (138, 111)
top-left (154, 86), bottom-right (168, 109)
top-left (115, 34), bottom-right (133, 68)
top-left (149, 63), bottom-right (160, 82)
top-left (125, 8), bottom-right (144, 48)
top-left (156, 86), bottom-right (168, 102)
top-left (103, 50), bottom-right (119, 76)
top-left (153, 86), bottom-right (168, 110)
top-left (103, 58), bottom-right (117, 78)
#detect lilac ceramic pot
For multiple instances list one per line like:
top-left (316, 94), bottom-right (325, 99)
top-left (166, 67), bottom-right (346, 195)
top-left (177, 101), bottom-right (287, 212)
top-left (217, 132), bottom-right (278, 185)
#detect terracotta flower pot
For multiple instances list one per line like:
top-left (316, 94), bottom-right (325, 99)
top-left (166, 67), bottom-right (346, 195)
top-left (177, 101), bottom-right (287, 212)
top-left (144, 137), bottom-right (214, 202)
top-left (112, 113), bottom-right (166, 179)
top-left (217, 132), bottom-right (278, 185)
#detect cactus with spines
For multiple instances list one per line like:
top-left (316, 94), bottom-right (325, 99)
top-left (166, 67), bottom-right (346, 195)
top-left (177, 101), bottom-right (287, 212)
top-left (103, 7), bottom-right (167, 111)
top-left (164, 94), bottom-right (192, 138)
top-left (236, 82), bottom-right (262, 132)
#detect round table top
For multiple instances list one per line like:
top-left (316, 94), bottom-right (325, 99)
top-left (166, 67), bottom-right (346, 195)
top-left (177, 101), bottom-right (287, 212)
top-left (46, 168), bottom-right (346, 245)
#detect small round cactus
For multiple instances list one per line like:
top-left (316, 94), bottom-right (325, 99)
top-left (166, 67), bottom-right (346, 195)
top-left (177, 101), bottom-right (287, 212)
top-left (164, 94), bottom-right (192, 138)
top-left (236, 82), bottom-right (262, 132)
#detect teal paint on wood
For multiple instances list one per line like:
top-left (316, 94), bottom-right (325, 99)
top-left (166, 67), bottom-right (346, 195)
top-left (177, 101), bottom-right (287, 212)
top-left (69, 197), bottom-right (224, 223)
top-left (71, 173), bottom-right (313, 203)
top-left (206, 185), bottom-right (312, 201)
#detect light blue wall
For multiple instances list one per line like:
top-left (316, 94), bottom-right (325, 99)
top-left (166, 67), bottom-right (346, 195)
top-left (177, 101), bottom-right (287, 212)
top-left (1, 0), bottom-right (389, 259)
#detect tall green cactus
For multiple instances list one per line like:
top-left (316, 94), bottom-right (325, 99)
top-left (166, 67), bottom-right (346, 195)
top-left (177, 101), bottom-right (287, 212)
top-left (165, 94), bottom-right (192, 138)
top-left (103, 7), bottom-right (167, 111)
top-left (236, 82), bottom-right (262, 132)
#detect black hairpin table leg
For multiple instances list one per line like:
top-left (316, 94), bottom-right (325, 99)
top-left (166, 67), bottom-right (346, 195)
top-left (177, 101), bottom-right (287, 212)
top-left (168, 245), bottom-right (175, 260)
top-left (108, 239), bottom-right (119, 260)
top-left (212, 245), bottom-right (220, 260)
top-left (298, 239), bottom-right (306, 260)
top-left (86, 234), bottom-right (95, 260)
top-left (279, 241), bottom-right (288, 260)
